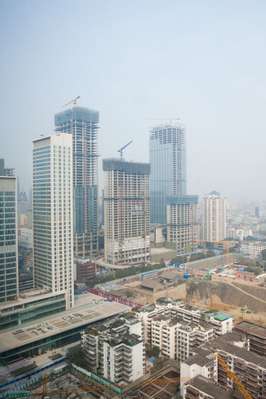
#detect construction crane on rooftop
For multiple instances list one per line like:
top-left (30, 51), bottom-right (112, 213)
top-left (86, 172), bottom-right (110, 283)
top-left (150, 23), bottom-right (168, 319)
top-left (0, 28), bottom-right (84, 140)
top-left (63, 95), bottom-right (80, 107)
top-left (118, 140), bottom-right (133, 160)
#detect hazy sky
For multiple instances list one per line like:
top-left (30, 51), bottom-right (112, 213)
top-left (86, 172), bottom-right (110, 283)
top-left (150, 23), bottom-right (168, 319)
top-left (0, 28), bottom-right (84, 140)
top-left (1, 0), bottom-right (266, 201)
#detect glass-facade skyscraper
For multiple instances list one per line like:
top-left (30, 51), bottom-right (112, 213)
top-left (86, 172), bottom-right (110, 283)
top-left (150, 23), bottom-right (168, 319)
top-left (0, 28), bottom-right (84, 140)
top-left (150, 124), bottom-right (186, 224)
top-left (0, 161), bottom-right (18, 302)
top-left (55, 107), bottom-right (99, 259)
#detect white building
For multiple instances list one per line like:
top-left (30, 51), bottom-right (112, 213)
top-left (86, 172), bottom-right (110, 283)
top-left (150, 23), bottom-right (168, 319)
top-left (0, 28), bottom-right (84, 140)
top-left (82, 315), bottom-right (145, 384)
top-left (203, 191), bottom-right (227, 242)
top-left (180, 347), bottom-right (217, 396)
top-left (150, 315), bottom-right (214, 361)
top-left (33, 134), bottom-right (74, 309)
top-left (102, 335), bottom-right (144, 384)
top-left (103, 159), bottom-right (150, 265)
top-left (136, 301), bottom-right (233, 366)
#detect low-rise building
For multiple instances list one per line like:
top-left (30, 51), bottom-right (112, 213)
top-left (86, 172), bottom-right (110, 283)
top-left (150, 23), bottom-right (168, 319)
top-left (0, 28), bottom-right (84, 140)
top-left (137, 301), bottom-right (233, 349)
top-left (0, 290), bottom-right (66, 331)
top-left (234, 320), bottom-right (266, 357)
top-left (181, 332), bottom-right (266, 399)
top-left (184, 375), bottom-right (233, 399)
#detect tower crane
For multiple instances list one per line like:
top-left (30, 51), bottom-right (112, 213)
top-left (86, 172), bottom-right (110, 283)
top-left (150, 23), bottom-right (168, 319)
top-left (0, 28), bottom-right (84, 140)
top-left (63, 96), bottom-right (80, 107)
top-left (217, 354), bottom-right (253, 399)
top-left (118, 140), bottom-right (133, 160)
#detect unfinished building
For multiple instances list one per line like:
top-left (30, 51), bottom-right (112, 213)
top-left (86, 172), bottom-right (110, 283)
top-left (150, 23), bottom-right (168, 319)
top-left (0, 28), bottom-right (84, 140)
top-left (103, 159), bottom-right (150, 265)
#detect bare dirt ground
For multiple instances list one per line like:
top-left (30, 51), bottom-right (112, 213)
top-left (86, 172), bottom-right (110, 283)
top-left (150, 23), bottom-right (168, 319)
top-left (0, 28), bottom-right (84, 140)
top-left (111, 280), bottom-right (186, 305)
top-left (186, 280), bottom-right (266, 325)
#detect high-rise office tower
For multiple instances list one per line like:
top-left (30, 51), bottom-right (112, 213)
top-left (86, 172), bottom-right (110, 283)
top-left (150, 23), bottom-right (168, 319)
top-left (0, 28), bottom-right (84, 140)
top-left (33, 134), bottom-right (74, 308)
top-left (0, 160), bottom-right (18, 302)
top-left (103, 159), bottom-right (150, 265)
top-left (203, 191), bottom-right (227, 243)
top-left (167, 195), bottom-right (198, 255)
top-left (55, 106), bottom-right (99, 259)
top-left (150, 123), bottom-right (186, 225)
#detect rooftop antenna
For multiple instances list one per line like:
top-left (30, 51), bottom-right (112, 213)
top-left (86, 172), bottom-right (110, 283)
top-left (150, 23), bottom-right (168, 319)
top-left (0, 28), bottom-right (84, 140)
top-left (63, 96), bottom-right (80, 107)
top-left (118, 140), bottom-right (133, 160)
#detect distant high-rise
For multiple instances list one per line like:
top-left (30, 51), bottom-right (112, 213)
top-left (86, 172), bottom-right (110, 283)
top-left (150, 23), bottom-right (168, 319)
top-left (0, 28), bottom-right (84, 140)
top-left (0, 160), bottom-right (18, 302)
top-left (0, 158), bottom-right (15, 177)
top-left (167, 195), bottom-right (198, 255)
top-left (103, 159), bottom-right (150, 265)
top-left (55, 106), bottom-right (99, 259)
top-left (150, 123), bottom-right (186, 225)
top-left (203, 191), bottom-right (227, 243)
top-left (33, 134), bottom-right (74, 308)
top-left (255, 206), bottom-right (260, 219)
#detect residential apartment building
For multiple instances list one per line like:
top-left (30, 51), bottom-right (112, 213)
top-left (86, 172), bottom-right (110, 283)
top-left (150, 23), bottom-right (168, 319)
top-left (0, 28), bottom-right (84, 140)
top-left (136, 301), bottom-right (233, 365)
top-left (82, 315), bottom-right (145, 384)
top-left (137, 301), bottom-right (233, 346)
top-left (184, 375), bottom-right (233, 399)
top-left (150, 315), bottom-right (214, 361)
top-left (0, 163), bottom-right (18, 303)
top-left (181, 332), bottom-right (266, 399)
top-left (203, 191), bottom-right (227, 242)
top-left (166, 195), bottom-right (198, 255)
top-left (103, 159), bottom-right (150, 265)
top-left (234, 320), bottom-right (266, 357)
top-left (55, 106), bottom-right (99, 259)
top-left (150, 123), bottom-right (186, 225)
top-left (32, 134), bottom-right (74, 308)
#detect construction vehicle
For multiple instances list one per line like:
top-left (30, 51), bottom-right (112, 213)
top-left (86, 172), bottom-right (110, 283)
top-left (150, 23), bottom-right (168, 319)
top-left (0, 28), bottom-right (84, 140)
top-left (217, 354), bottom-right (253, 399)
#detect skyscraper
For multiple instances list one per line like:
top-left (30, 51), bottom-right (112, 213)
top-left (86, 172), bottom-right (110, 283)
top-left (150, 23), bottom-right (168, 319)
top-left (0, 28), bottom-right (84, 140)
top-left (150, 123), bottom-right (186, 225)
top-left (167, 195), bottom-right (198, 255)
top-left (103, 159), bottom-right (150, 265)
top-left (203, 191), bottom-right (227, 243)
top-left (0, 160), bottom-right (18, 302)
top-left (33, 134), bottom-right (74, 308)
top-left (55, 106), bottom-right (99, 259)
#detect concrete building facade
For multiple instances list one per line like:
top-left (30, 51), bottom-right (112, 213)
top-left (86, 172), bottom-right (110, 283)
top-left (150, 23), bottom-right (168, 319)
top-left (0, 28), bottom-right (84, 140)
top-left (103, 159), bottom-right (150, 265)
top-left (166, 195), bottom-right (198, 255)
top-left (150, 124), bottom-right (186, 225)
top-left (82, 315), bottom-right (145, 384)
top-left (33, 134), bottom-right (74, 308)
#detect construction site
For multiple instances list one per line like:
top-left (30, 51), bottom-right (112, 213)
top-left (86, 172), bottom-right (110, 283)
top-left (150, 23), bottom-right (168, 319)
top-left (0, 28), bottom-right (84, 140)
top-left (96, 252), bottom-right (266, 325)
top-left (1, 362), bottom-right (180, 399)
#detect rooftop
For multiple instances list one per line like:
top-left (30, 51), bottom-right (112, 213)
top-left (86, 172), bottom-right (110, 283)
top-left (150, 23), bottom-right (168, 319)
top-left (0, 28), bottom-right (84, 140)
top-left (211, 312), bottom-right (232, 322)
top-left (0, 290), bottom-right (65, 313)
top-left (235, 320), bottom-right (266, 339)
top-left (211, 335), bottom-right (266, 369)
top-left (186, 375), bottom-right (233, 398)
top-left (102, 158), bottom-right (150, 175)
top-left (0, 295), bottom-right (129, 354)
